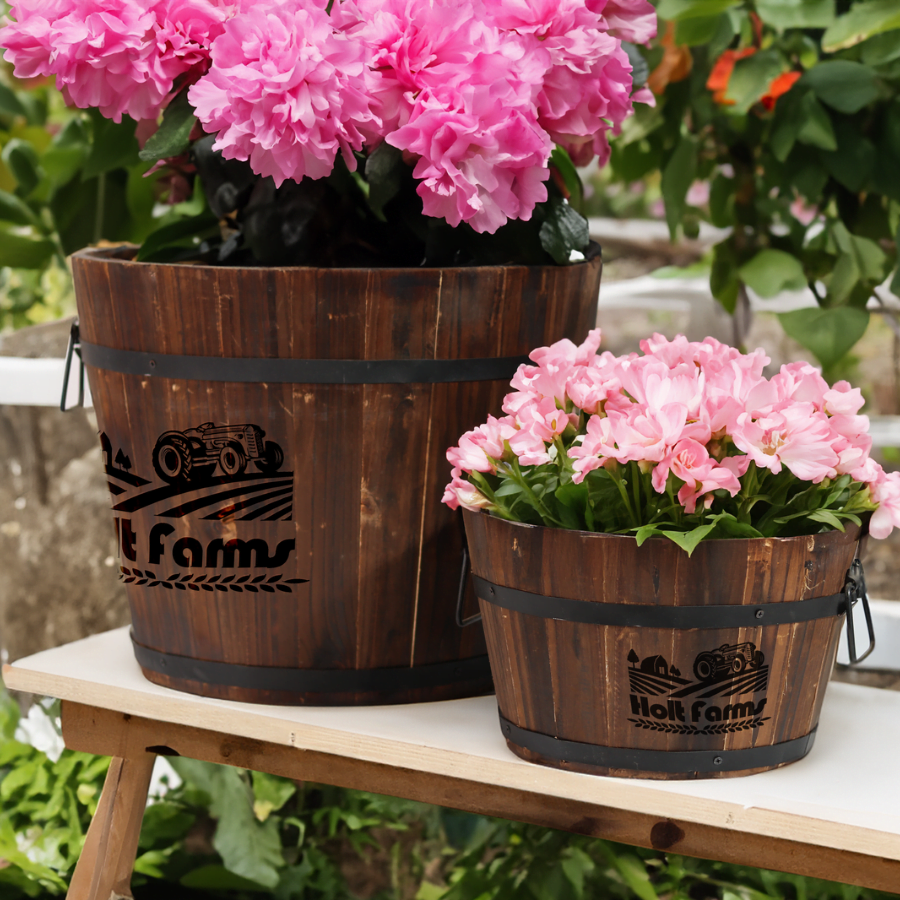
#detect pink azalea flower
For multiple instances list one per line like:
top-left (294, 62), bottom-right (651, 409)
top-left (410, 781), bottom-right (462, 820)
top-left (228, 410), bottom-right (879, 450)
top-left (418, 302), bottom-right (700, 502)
top-left (508, 428), bottom-right (553, 466)
top-left (869, 469), bottom-right (900, 540)
top-left (824, 381), bottom-right (865, 416)
top-left (189, 0), bottom-right (378, 185)
top-left (446, 414), bottom-right (517, 473)
top-left (650, 438), bottom-right (741, 512)
top-left (731, 405), bottom-right (838, 482)
top-left (442, 467), bottom-right (493, 511)
top-left (516, 396), bottom-right (576, 442)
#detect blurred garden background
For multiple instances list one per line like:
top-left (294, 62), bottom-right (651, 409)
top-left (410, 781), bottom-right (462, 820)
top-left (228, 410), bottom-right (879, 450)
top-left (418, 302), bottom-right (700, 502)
top-left (3, 0), bottom-right (900, 896)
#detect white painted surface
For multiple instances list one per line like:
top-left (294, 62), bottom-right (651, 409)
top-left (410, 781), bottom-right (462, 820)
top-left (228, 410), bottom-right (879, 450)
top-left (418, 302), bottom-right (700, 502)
top-left (4, 627), bottom-right (900, 860)
top-left (0, 356), bottom-right (93, 408)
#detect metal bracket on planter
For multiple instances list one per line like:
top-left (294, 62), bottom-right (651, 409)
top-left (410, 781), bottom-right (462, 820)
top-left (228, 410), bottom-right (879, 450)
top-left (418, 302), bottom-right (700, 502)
top-left (844, 558), bottom-right (876, 665)
top-left (455, 547), bottom-right (482, 628)
top-left (60, 320), bottom-right (84, 412)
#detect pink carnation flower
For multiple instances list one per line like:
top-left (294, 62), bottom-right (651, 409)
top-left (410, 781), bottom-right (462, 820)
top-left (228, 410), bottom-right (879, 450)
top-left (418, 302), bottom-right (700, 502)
top-left (188, 0), bottom-right (378, 185)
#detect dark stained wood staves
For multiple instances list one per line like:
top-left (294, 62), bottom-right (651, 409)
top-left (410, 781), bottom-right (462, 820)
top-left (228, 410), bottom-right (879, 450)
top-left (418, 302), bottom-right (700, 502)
top-left (463, 510), bottom-right (861, 779)
top-left (71, 248), bottom-right (602, 705)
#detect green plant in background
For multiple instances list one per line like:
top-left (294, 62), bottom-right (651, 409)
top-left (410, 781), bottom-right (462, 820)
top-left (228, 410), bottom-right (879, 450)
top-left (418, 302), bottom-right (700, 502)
top-left (609, 0), bottom-right (900, 378)
top-left (1, 687), bottom-right (898, 900)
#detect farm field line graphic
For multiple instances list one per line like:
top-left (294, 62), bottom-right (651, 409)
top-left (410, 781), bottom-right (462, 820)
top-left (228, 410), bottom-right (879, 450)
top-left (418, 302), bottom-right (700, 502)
top-left (101, 426), bottom-right (294, 522)
top-left (628, 666), bottom-right (769, 699)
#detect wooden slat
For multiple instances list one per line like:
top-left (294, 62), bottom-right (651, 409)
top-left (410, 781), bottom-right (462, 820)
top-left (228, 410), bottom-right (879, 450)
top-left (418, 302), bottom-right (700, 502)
top-left (60, 702), bottom-right (900, 895)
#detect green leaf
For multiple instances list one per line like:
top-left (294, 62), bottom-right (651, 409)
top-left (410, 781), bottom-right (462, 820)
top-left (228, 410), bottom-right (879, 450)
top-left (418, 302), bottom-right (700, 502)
top-left (0, 189), bottom-right (41, 228)
top-left (550, 145), bottom-right (584, 210)
top-left (613, 854), bottom-right (659, 900)
top-left (656, 0), bottom-right (739, 21)
top-left (251, 771), bottom-right (296, 822)
top-left (138, 91), bottom-right (196, 162)
top-left (739, 249), bottom-right (807, 297)
top-left (820, 121), bottom-right (875, 191)
top-left (861, 29), bottom-right (900, 65)
top-left (136, 211), bottom-right (220, 262)
top-left (822, 0), bottom-right (900, 51)
top-left (365, 142), bottom-right (405, 218)
top-left (181, 864), bottom-right (273, 892)
top-left (801, 61), bottom-right (879, 114)
top-left (710, 240), bottom-right (739, 313)
top-left (755, 0), bottom-right (835, 30)
top-left (661, 136), bottom-right (697, 241)
top-left (778, 306), bottom-right (870, 368)
top-left (539, 197), bottom-right (589, 265)
top-left (709, 515), bottom-right (764, 538)
top-left (0, 83), bottom-right (27, 119)
top-left (634, 524), bottom-right (664, 547)
top-left (660, 520), bottom-right (721, 557)
top-left (724, 49), bottom-right (785, 113)
top-left (808, 509), bottom-right (845, 530)
top-left (796, 91), bottom-right (837, 151)
top-left (83, 112), bottom-right (140, 179)
top-left (1, 139), bottom-right (42, 196)
top-left (170, 760), bottom-right (284, 888)
top-left (674, 15), bottom-right (722, 44)
top-left (0, 230), bottom-right (56, 269)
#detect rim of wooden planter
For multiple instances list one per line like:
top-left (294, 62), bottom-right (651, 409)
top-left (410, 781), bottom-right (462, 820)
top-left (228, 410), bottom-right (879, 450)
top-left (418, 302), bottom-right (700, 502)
top-left (72, 242), bottom-right (603, 274)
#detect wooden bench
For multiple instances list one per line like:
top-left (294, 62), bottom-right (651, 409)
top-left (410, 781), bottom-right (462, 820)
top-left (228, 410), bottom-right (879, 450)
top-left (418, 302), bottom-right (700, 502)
top-left (4, 626), bottom-right (900, 899)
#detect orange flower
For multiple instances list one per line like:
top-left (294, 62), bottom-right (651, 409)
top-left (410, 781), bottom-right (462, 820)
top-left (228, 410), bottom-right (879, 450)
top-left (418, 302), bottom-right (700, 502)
top-left (647, 22), bottom-right (693, 96)
top-left (761, 71), bottom-right (802, 111)
top-left (706, 48), bottom-right (756, 105)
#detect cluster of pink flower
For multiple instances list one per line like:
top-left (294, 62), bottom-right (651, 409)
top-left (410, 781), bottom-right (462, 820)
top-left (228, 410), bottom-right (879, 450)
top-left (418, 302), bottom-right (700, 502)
top-left (443, 330), bottom-right (900, 540)
top-left (0, 0), bottom-right (655, 234)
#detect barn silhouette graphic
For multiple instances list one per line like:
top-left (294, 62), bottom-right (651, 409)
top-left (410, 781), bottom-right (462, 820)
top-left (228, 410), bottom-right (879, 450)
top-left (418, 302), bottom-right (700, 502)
top-left (628, 642), bottom-right (769, 700)
top-left (101, 424), bottom-right (293, 522)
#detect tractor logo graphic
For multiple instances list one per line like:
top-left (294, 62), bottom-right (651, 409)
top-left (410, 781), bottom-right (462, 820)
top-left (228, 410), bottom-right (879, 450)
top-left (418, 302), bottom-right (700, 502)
top-left (692, 642), bottom-right (765, 680)
top-left (102, 424), bottom-right (293, 523)
top-left (626, 643), bottom-right (770, 735)
top-left (152, 423), bottom-right (284, 484)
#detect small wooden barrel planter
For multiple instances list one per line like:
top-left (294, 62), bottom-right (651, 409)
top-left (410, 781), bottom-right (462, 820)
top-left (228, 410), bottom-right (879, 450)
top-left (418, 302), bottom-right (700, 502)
top-left (463, 510), bottom-right (865, 779)
top-left (70, 247), bottom-right (601, 705)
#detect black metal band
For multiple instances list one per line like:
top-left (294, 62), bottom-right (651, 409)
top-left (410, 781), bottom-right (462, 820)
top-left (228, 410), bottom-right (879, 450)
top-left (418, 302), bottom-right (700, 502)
top-left (81, 338), bottom-right (528, 385)
top-left (499, 713), bottom-right (816, 774)
top-left (474, 576), bottom-right (848, 629)
top-left (131, 633), bottom-right (493, 695)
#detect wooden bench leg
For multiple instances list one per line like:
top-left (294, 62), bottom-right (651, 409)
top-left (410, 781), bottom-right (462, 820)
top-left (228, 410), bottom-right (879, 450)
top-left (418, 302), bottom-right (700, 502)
top-left (67, 754), bottom-right (156, 900)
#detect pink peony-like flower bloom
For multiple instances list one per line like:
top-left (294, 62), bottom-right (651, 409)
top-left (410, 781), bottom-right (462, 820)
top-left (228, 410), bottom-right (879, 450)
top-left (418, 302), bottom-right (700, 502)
top-left (388, 78), bottom-right (551, 234)
top-left (1, 0), bottom-right (230, 122)
top-left (589, 0), bottom-right (657, 44)
top-left (188, 0), bottom-right (378, 185)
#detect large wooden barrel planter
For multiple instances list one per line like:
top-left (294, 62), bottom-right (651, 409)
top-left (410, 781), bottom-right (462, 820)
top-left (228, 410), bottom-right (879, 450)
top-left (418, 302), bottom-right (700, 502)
top-left (70, 247), bottom-right (601, 705)
top-left (463, 510), bottom-right (863, 779)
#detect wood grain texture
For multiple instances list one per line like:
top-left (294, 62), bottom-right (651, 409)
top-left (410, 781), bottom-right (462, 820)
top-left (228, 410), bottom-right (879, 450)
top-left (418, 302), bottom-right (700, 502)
top-left (61, 701), bottom-right (900, 895)
top-left (67, 752), bottom-right (155, 900)
top-left (71, 248), bottom-right (601, 704)
top-left (463, 512), bottom-right (860, 779)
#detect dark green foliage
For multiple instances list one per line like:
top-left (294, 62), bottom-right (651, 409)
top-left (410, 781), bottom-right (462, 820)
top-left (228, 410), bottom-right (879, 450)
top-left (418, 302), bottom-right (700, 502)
top-left (609, 1), bottom-right (900, 374)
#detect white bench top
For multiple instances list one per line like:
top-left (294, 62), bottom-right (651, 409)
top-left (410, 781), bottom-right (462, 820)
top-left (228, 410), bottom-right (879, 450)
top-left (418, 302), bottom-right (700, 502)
top-left (4, 626), bottom-right (900, 863)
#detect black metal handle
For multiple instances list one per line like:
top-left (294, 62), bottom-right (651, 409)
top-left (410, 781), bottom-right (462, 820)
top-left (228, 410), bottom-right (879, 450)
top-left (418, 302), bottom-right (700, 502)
top-left (455, 546), bottom-right (482, 628)
top-left (60, 319), bottom-right (84, 412)
top-left (844, 558), bottom-right (876, 665)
